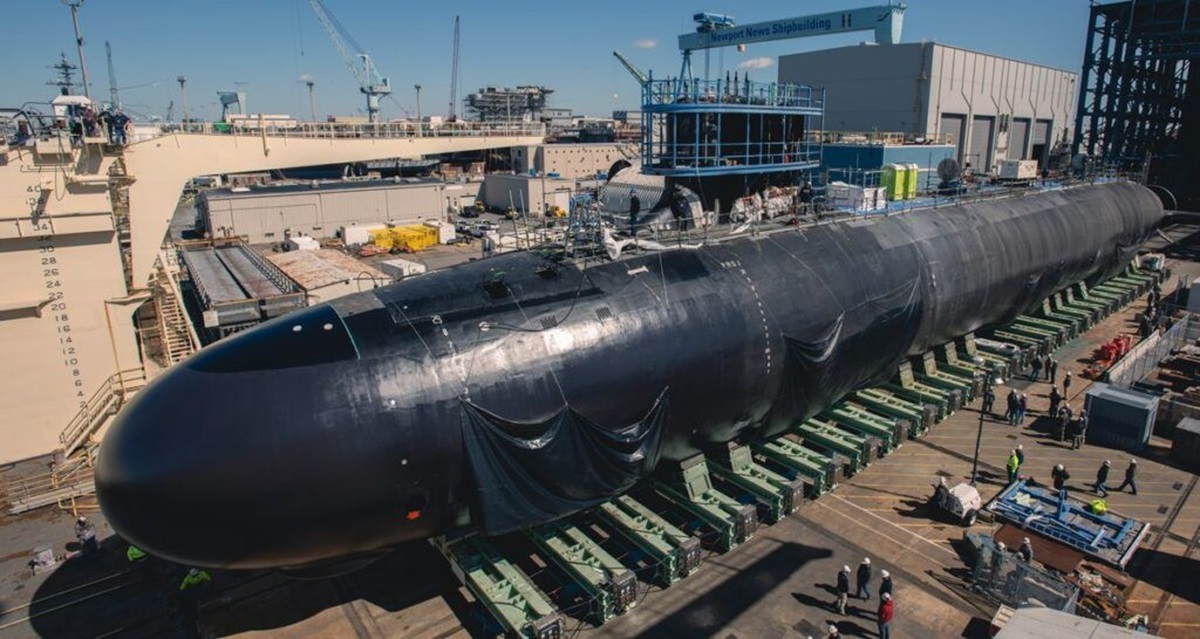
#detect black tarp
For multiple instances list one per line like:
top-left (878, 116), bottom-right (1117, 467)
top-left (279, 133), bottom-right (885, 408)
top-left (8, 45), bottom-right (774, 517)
top-left (460, 390), bottom-right (668, 535)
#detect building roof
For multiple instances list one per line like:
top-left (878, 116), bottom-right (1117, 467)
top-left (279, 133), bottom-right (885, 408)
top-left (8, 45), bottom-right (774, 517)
top-left (265, 249), bottom-right (388, 291)
top-left (994, 607), bottom-right (1157, 638)
top-left (780, 41), bottom-right (1076, 75)
top-left (202, 177), bottom-right (443, 202)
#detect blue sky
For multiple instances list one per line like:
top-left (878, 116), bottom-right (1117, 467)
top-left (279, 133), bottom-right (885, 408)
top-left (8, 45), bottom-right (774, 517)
top-left (5, 0), bottom-right (1093, 121)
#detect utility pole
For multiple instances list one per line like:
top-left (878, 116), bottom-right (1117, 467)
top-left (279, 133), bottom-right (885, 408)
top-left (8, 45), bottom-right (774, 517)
top-left (177, 76), bottom-right (189, 124)
top-left (414, 84), bottom-right (423, 136)
top-left (62, 0), bottom-right (92, 98)
top-left (105, 41), bottom-right (119, 107)
top-left (448, 16), bottom-right (460, 121)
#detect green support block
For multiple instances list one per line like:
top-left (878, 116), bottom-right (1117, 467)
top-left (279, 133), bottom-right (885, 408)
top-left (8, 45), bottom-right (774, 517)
top-left (594, 495), bottom-right (701, 587)
top-left (960, 333), bottom-right (1013, 378)
top-left (436, 536), bottom-right (562, 639)
top-left (653, 455), bottom-right (757, 552)
top-left (528, 522), bottom-right (637, 624)
top-left (1012, 315), bottom-right (1072, 342)
top-left (795, 418), bottom-right (872, 474)
top-left (851, 387), bottom-right (934, 436)
top-left (710, 444), bottom-right (804, 523)
top-left (889, 362), bottom-right (959, 414)
top-left (752, 437), bottom-right (839, 496)
top-left (821, 403), bottom-right (902, 454)
top-left (1035, 299), bottom-right (1087, 336)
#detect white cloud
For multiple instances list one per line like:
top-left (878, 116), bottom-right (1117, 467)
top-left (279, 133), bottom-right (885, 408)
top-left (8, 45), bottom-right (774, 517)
top-left (738, 57), bottom-right (774, 70)
top-left (634, 38), bottom-right (658, 49)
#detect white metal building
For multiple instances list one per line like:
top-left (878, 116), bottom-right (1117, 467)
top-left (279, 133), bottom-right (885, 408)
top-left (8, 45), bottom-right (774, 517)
top-left (510, 143), bottom-right (633, 179)
top-left (200, 178), bottom-right (449, 244)
top-left (779, 43), bottom-right (1077, 171)
top-left (481, 174), bottom-right (574, 215)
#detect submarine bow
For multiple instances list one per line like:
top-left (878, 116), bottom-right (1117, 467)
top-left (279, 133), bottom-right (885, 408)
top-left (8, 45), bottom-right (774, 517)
top-left (96, 181), bottom-right (1163, 569)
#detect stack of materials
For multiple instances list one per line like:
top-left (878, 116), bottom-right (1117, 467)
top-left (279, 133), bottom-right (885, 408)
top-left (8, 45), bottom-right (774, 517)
top-left (826, 182), bottom-right (887, 212)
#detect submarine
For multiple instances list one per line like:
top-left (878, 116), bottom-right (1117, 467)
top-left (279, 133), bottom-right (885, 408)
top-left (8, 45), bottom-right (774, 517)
top-left (96, 181), bottom-right (1163, 569)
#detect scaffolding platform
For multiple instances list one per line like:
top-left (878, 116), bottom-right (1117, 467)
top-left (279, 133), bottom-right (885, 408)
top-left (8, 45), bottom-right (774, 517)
top-left (984, 479), bottom-right (1151, 569)
top-left (178, 239), bottom-right (305, 333)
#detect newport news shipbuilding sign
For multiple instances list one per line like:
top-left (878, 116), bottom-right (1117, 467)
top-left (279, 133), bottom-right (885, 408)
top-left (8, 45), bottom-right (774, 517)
top-left (677, 6), bottom-right (905, 51)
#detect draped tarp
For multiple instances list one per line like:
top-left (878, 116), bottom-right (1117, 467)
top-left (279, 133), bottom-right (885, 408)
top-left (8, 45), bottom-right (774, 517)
top-left (461, 390), bottom-right (668, 535)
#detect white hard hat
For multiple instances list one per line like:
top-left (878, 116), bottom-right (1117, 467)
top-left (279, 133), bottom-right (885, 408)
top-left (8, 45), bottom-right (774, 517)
top-left (881, 569), bottom-right (890, 578)
top-left (996, 541), bottom-right (1006, 550)
top-left (188, 568), bottom-right (199, 576)
top-left (863, 557), bottom-right (871, 564)
top-left (77, 516), bottom-right (87, 523)
top-left (842, 565), bottom-right (850, 572)
top-left (1131, 459), bottom-right (1138, 464)
top-left (829, 626), bottom-right (838, 633)
top-left (1022, 537), bottom-right (1030, 544)
top-left (1104, 460), bottom-right (1111, 466)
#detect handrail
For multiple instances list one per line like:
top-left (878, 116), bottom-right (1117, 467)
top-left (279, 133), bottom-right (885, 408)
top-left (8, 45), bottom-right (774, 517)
top-left (58, 368), bottom-right (146, 457)
top-left (143, 119), bottom-right (546, 141)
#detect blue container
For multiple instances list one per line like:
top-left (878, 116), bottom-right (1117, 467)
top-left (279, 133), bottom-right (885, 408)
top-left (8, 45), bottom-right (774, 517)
top-left (1084, 383), bottom-right (1158, 452)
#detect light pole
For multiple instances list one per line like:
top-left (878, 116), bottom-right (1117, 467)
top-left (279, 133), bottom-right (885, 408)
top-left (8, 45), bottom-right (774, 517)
top-left (177, 76), bottom-right (189, 125)
top-left (971, 370), bottom-right (1003, 485)
top-left (305, 78), bottom-right (317, 123)
top-left (414, 84), bottom-right (422, 136)
top-left (62, 0), bottom-right (92, 99)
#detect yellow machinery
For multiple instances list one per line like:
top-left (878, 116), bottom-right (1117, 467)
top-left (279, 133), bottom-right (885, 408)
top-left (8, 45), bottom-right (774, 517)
top-left (373, 225), bottom-right (438, 252)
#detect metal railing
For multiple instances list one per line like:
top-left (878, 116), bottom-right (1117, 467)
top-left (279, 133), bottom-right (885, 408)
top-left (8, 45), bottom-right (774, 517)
top-left (643, 78), bottom-right (823, 110)
top-left (970, 539), bottom-right (1080, 613)
top-left (58, 367), bottom-right (147, 458)
top-left (1108, 312), bottom-right (1199, 389)
top-left (154, 119), bottom-right (546, 140)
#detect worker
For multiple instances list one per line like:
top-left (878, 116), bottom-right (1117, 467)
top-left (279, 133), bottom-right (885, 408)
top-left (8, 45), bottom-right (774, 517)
top-left (1018, 537), bottom-right (1034, 563)
top-left (1057, 403), bottom-right (1073, 442)
top-left (1006, 450), bottom-right (1020, 484)
top-left (990, 541), bottom-right (1007, 582)
top-left (1049, 386), bottom-right (1062, 418)
top-left (879, 569), bottom-right (893, 599)
top-left (1016, 444), bottom-right (1025, 467)
top-left (1005, 389), bottom-right (1019, 425)
top-left (1116, 459), bottom-right (1138, 495)
top-left (877, 592), bottom-right (894, 639)
top-left (1074, 410), bottom-right (1089, 450)
top-left (798, 181), bottom-right (814, 216)
top-left (75, 516), bottom-right (99, 555)
top-left (835, 564), bottom-right (850, 614)
top-left (1094, 460), bottom-right (1111, 497)
top-left (1051, 463), bottom-right (1070, 491)
top-left (179, 568), bottom-right (211, 591)
top-left (1063, 370), bottom-right (1073, 396)
top-left (1029, 356), bottom-right (1043, 382)
top-left (628, 189), bottom-right (640, 235)
top-left (981, 384), bottom-right (995, 416)
top-left (126, 544), bottom-right (147, 562)
top-left (1048, 357), bottom-right (1059, 383)
top-left (856, 557), bottom-right (873, 600)
top-left (826, 625), bottom-right (842, 639)
top-left (1018, 393), bottom-right (1028, 425)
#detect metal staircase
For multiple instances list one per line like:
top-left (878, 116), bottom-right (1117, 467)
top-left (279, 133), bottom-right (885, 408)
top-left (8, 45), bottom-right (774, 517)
top-left (6, 368), bottom-right (146, 515)
top-left (153, 248), bottom-right (200, 365)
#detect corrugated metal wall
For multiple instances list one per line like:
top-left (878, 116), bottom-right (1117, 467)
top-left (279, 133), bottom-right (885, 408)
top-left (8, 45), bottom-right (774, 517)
top-left (203, 183), bottom-right (446, 243)
top-left (969, 116), bottom-right (995, 170)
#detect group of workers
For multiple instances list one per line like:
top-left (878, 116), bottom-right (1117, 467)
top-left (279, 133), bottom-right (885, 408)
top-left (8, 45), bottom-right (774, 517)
top-left (55, 103), bottom-right (132, 147)
top-left (72, 516), bottom-right (212, 596)
top-left (830, 557), bottom-right (895, 639)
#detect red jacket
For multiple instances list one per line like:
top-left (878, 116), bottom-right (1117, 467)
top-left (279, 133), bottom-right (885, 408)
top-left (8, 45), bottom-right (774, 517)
top-left (878, 598), bottom-right (894, 623)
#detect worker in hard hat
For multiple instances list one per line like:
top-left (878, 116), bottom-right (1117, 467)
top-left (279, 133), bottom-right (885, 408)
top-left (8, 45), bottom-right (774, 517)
top-left (74, 516), bottom-right (99, 555)
top-left (628, 189), bottom-right (641, 236)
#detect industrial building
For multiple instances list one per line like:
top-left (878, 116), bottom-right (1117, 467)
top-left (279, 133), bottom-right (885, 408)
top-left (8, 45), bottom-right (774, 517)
top-left (779, 43), bottom-right (1078, 171)
top-left (480, 174), bottom-right (575, 214)
top-left (199, 178), bottom-right (450, 244)
top-left (510, 143), bottom-right (635, 179)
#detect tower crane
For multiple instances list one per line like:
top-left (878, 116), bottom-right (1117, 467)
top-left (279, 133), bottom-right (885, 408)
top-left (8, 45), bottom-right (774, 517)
top-left (307, 0), bottom-right (392, 123)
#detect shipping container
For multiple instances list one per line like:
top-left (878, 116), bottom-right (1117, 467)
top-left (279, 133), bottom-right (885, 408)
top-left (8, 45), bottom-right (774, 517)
top-left (1084, 383), bottom-right (1158, 453)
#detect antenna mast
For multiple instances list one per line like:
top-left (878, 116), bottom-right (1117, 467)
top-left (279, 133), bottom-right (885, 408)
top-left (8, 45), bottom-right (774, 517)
top-left (61, 0), bottom-right (92, 98)
top-left (105, 40), bottom-right (119, 107)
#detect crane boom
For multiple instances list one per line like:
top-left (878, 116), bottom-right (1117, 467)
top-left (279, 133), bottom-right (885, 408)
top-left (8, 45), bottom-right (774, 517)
top-left (307, 0), bottom-right (392, 122)
top-left (612, 50), bottom-right (648, 86)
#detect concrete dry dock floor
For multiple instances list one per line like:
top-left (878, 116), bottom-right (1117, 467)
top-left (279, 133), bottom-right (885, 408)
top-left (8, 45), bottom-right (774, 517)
top-left (2, 237), bottom-right (1200, 638)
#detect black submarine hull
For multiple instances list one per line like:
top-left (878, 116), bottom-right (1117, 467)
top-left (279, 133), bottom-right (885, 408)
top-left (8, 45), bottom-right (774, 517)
top-left (96, 182), bottom-right (1163, 569)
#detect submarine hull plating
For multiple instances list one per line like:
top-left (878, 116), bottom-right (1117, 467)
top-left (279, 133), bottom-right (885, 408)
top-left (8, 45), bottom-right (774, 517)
top-left (96, 182), bottom-right (1162, 569)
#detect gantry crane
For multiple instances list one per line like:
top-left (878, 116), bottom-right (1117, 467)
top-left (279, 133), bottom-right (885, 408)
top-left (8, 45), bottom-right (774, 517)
top-left (307, 0), bottom-right (392, 122)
